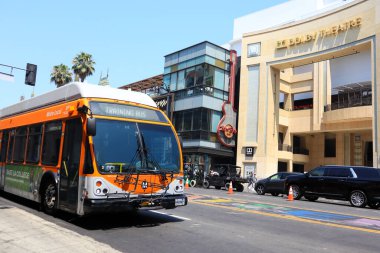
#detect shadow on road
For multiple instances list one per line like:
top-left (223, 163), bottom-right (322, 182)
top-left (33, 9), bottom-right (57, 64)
top-left (62, 209), bottom-right (184, 230)
top-left (0, 191), bottom-right (184, 231)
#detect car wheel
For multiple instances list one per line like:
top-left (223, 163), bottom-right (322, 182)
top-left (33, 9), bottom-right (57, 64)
top-left (236, 183), bottom-right (244, 192)
top-left (202, 180), bottom-right (210, 189)
top-left (349, 190), bottom-right (367, 208)
top-left (255, 184), bottom-right (265, 195)
top-left (305, 196), bottom-right (319, 202)
top-left (290, 185), bottom-right (302, 200)
top-left (368, 201), bottom-right (380, 209)
top-left (271, 193), bottom-right (279, 196)
top-left (190, 180), bottom-right (197, 187)
top-left (42, 180), bottom-right (57, 215)
top-left (215, 186), bottom-right (221, 190)
top-left (225, 182), bottom-right (230, 190)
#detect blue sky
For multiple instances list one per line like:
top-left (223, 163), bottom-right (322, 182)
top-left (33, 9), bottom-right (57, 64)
top-left (0, 0), bottom-right (286, 108)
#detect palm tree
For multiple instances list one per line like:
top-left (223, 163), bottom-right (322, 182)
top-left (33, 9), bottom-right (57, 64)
top-left (50, 64), bottom-right (73, 88)
top-left (72, 52), bottom-right (96, 82)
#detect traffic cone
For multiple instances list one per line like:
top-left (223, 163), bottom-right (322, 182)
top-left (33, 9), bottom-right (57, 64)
top-left (185, 178), bottom-right (189, 189)
top-left (227, 181), bottom-right (234, 194)
top-left (287, 186), bottom-right (294, 201)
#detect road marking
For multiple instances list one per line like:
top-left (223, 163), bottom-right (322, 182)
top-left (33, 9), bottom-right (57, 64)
top-left (189, 193), bottom-right (380, 221)
top-left (192, 201), bottom-right (380, 235)
top-left (150, 210), bottom-right (191, 221)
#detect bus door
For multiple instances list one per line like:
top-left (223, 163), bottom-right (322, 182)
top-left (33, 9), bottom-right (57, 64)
top-left (59, 118), bottom-right (82, 211)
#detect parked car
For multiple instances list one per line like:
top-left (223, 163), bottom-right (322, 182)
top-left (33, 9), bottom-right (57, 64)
top-left (255, 172), bottom-right (303, 196)
top-left (284, 165), bottom-right (380, 208)
top-left (203, 164), bottom-right (247, 192)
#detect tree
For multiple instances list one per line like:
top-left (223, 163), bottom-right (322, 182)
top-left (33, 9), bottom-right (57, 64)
top-left (50, 64), bottom-right (73, 88)
top-left (72, 52), bottom-right (96, 82)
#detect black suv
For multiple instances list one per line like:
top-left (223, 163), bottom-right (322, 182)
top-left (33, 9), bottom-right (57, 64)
top-left (284, 165), bottom-right (380, 208)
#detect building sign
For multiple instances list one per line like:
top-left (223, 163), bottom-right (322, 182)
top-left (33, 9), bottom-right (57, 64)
top-left (245, 147), bottom-right (254, 157)
top-left (153, 93), bottom-right (174, 121)
top-left (276, 18), bottom-right (362, 49)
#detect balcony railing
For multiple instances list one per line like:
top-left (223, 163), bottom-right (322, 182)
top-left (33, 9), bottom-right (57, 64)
top-left (174, 85), bottom-right (228, 101)
top-left (278, 144), bottom-right (292, 152)
top-left (293, 147), bottom-right (309, 155)
top-left (324, 97), bottom-right (372, 112)
top-left (278, 144), bottom-right (309, 155)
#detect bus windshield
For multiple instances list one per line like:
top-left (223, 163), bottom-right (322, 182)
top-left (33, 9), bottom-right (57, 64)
top-left (92, 119), bottom-right (180, 174)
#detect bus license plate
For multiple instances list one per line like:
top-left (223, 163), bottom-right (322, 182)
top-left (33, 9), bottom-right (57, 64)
top-left (175, 198), bottom-right (185, 206)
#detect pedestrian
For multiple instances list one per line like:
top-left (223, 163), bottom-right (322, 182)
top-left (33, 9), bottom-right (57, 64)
top-left (248, 172), bottom-right (257, 192)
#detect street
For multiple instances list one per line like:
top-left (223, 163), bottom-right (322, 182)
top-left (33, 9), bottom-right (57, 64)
top-left (1, 187), bottom-right (380, 253)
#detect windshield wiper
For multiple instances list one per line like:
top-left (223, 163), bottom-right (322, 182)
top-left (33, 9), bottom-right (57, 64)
top-left (135, 123), bottom-right (150, 170)
top-left (135, 123), bottom-right (165, 173)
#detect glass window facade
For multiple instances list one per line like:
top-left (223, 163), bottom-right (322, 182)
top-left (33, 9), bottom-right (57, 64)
top-left (173, 108), bottom-right (221, 141)
top-left (164, 42), bottom-right (233, 171)
top-left (164, 42), bottom-right (230, 101)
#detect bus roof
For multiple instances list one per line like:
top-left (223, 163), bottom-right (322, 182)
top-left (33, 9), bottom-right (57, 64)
top-left (0, 82), bottom-right (157, 119)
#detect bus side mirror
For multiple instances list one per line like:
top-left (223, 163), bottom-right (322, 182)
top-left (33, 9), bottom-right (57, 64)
top-left (87, 117), bottom-right (96, 136)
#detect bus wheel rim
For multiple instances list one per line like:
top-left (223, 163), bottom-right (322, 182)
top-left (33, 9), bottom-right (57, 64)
top-left (45, 184), bottom-right (56, 209)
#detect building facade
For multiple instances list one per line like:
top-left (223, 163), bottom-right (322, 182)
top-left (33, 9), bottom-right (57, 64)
top-left (236, 0), bottom-right (379, 178)
top-left (164, 41), bottom-right (235, 175)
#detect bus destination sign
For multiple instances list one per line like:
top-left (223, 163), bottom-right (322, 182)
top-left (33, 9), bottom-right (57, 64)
top-left (90, 102), bottom-right (167, 123)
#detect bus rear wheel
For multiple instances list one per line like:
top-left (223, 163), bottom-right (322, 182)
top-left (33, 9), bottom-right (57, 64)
top-left (42, 180), bottom-right (57, 215)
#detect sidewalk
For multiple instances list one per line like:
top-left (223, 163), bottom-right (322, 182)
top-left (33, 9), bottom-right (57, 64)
top-left (0, 205), bottom-right (121, 253)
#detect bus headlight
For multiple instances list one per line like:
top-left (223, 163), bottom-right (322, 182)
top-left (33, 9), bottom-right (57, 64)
top-left (93, 179), bottom-right (109, 196)
top-left (174, 179), bottom-right (184, 193)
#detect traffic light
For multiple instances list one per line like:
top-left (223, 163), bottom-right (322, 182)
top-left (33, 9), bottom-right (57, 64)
top-left (25, 63), bottom-right (37, 86)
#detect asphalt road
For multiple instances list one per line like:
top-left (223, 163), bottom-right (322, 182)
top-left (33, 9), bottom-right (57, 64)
top-left (1, 187), bottom-right (380, 253)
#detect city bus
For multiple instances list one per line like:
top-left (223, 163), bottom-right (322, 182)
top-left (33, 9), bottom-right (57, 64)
top-left (0, 82), bottom-right (187, 215)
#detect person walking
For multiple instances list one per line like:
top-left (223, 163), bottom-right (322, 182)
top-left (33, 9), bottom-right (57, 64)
top-left (247, 172), bottom-right (257, 192)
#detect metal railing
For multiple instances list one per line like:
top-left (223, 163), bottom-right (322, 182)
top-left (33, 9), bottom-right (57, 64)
top-left (174, 85), bottom-right (228, 101)
top-left (324, 97), bottom-right (372, 112)
top-left (278, 144), bottom-right (292, 152)
top-left (293, 147), bottom-right (309, 155)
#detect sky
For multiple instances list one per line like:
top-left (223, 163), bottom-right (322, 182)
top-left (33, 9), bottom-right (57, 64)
top-left (0, 0), bottom-right (287, 109)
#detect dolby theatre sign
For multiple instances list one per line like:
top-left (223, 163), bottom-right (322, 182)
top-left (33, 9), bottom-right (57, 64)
top-left (276, 17), bottom-right (362, 49)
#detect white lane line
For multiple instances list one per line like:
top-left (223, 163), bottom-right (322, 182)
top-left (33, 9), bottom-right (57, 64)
top-left (150, 210), bottom-right (191, 221)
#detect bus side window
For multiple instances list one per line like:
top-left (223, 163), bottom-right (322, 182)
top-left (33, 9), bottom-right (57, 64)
top-left (13, 127), bottom-right (28, 163)
top-left (42, 121), bottom-right (62, 166)
top-left (7, 130), bottom-right (15, 163)
top-left (0, 131), bottom-right (8, 162)
top-left (26, 124), bottom-right (43, 164)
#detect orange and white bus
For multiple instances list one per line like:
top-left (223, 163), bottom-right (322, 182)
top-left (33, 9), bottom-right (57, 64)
top-left (0, 82), bottom-right (187, 215)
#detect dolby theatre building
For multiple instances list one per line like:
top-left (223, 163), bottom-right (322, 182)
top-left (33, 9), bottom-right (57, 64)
top-left (234, 0), bottom-right (380, 177)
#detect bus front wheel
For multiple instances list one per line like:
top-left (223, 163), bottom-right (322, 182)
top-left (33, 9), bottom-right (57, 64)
top-left (42, 180), bottom-right (57, 215)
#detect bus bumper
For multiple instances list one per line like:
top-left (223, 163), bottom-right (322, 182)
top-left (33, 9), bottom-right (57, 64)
top-left (83, 194), bottom-right (188, 214)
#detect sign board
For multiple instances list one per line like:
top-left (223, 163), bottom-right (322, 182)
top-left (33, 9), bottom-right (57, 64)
top-left (153, 94), bottom-right (174, 121)
top-left (245, 147), bottom-right (254, 157)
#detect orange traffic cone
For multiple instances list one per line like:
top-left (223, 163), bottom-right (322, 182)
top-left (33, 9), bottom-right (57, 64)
top-left (185, 178), bottom-right (189, 189)
top-left (287, 186), bottom-right (294, 201)
top-left (227, 181), bottom-right (234, 194)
